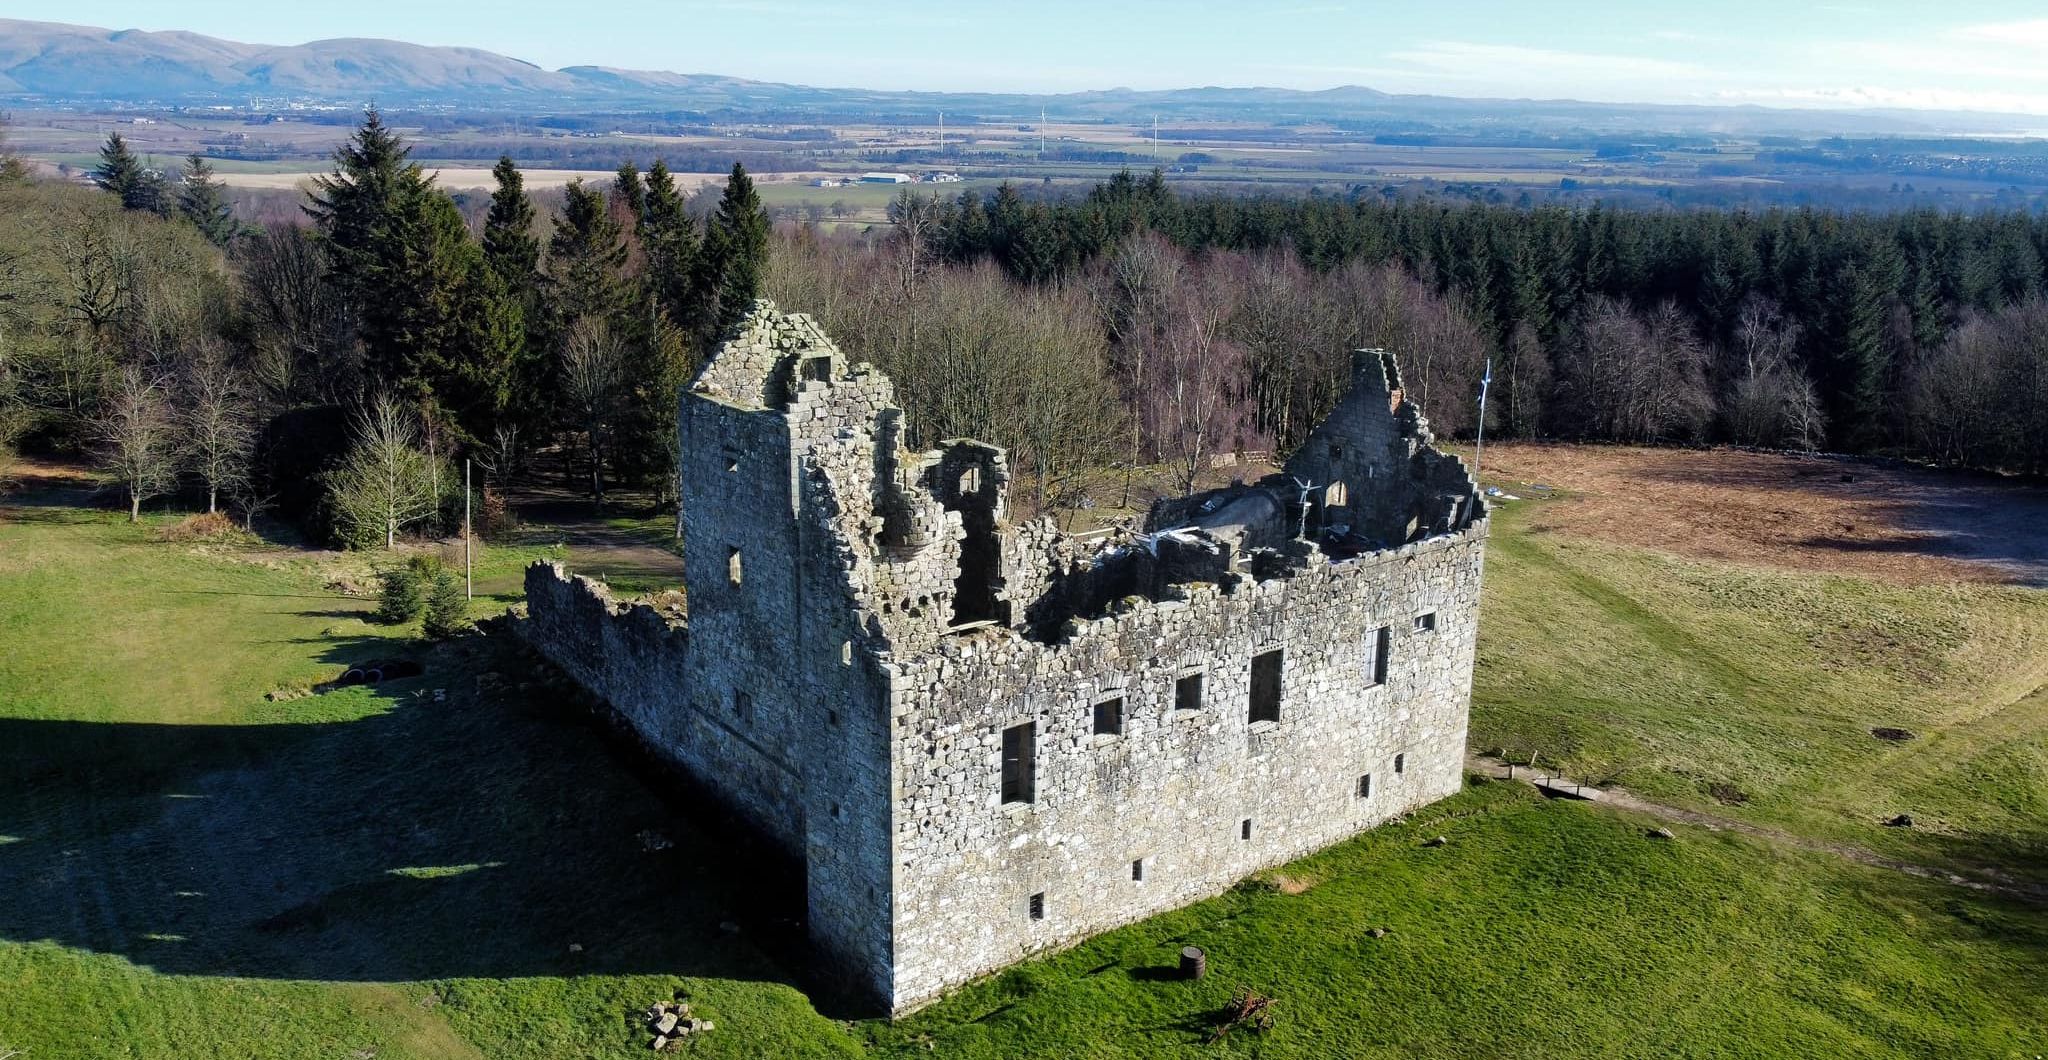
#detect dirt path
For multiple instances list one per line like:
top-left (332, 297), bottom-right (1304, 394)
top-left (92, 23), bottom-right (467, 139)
top-left (508, 487), bottom-right (686, 590)
top-left (1466, 753), bottom-right (2048, 904)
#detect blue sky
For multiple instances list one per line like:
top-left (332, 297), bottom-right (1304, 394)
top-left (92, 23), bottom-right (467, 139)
top-left (15, 1), bottom-right (2048, 113)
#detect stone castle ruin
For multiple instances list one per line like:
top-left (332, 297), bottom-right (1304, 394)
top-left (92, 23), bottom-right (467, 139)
top-left (519, 301), bottom-right (1487, 1013)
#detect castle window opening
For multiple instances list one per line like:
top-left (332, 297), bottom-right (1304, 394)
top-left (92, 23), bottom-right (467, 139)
top-left (1028, 892), bottom-right (1046, 920)
top-left (1357, 773), bottom-right (1373, 799)
top-left (1000, 722), bottom-right (1037, 805)
top-left (841, 640), bottom-right (853, 666)
top-left (1414, 612), bottom-right (1436, 633)
top-left (1365, 626), bottom-right (1391, 686)
top-left (1329, 443), bottom-right (1343, 459)
top-left (1131, 858), bottom-right (1145, 882)
top-left (828, 709), bottom-right (840, 727)
top-left (1175, 671), bottom-right (1205, 712)
top-left (734, 690), bottom-right (752, 719)
top-left (1249, 649), bottom-right (1284, 725)
top-left (1326, 481), bottom-right (1349, 507)
top-left (1240, 818), bottom-right (1254, 841)
top-left (1093, 696), bottom-right (1125, 737)
top-left (1394, 753), bottom-right (1406, 774)
top-left (727, 547), bottom-right (743, 586)
top-left (959, 466), bottom-right (980, 494)
top-left (802, 355), bottom-right (830, 382)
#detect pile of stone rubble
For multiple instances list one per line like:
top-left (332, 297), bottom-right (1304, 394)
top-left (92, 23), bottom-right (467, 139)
top-left (645, 998), bottom-right (712, 1051)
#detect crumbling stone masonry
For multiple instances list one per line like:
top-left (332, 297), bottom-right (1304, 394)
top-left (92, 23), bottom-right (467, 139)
top-left (518, 301), bottom-right (1487, 1014)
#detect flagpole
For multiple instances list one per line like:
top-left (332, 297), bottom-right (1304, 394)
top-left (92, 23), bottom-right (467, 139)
top-left (1475, 359), bottom-right (1492, 494)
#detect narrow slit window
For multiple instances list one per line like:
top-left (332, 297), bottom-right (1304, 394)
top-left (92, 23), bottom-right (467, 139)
top-left (1001, 721), bottom-right (1036, 805)
top-left (734, 691), bottom-right (751, 719)
top-left (1240, 818), bottom-right (1254, 841)
top-left (1131, 858), bottom-right (1145, 882)
top-left (1028, 892), bottom-right (1045, 920)
top-left (1365, 626), bottom-right (1391, 687)
top-left (1249, 649), bottom-right (1283, 725)
top-left (1357, 773), bottom-right (1373, 798)
top-left (1394, 752), bottom-right (1406, 775)
top-left (1093, 696), bottom-right (1125, 737)
top-left (1175, 672), bottom-right (1205, 712)
top-left (727, 547), bottom-right (743, 586)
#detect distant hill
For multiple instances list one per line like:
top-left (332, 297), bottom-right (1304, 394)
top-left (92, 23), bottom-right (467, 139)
top-left (0, 17), bottom-right (2034, 136)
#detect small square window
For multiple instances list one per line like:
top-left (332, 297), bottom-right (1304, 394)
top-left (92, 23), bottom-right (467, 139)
top-left (1131, 858), bottom-right (1145, 882)
top-left (1394, 752), bottom-right (1406, 774)
top-left (802, 355), bottom-right (831, 382)
top-left (1028, 892), bottom-right (1045, 920)
top-left (726, 458), bottom-right (739, 473)
top-left (1357, 773), bottom-right (1373, 798)
top-left (1413, 612), bottom-right (1436, 633)
top-left (1329, 443), bottom-right (1343, 460)
top-left (1175, 672), bottom-right (1204, 712)
top-left (1240, 818), bottom-right (1253, 841)
top-left (959, 466), bottom-right (981, 494)
top-left (727, 547), bottom-right (743, 586)
top-left (1093, 696), bottom-right (1125, 736)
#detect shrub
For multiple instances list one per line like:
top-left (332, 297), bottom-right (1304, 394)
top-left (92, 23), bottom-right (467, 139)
top-left (375, 555), bottom-right (441, 624)
top-left (422, 565), bottom-right (470, 639)
top-left (155, 511), bottom-right (239, 541)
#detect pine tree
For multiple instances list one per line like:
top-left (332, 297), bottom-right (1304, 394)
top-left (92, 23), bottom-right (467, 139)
top-left (305, 107), bottom-right (430, 316)
top-left (175, 153), bottom-right (237, 246)
top-left (641, 158), bottom-right (701, 336)
top-left (545, 179), bottom-right (632, 330)
top-left (702, 162), bottom-right (771, 343)
top-left (481, 155), bottom-right (540, 298)
top-left (92, 132), bottom-right (165, 214)
top-left (613, 162), bottom-right (647, 226)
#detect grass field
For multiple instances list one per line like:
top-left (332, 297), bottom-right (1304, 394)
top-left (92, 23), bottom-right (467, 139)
top-left (2, 450), bottom-right (2045, 1058)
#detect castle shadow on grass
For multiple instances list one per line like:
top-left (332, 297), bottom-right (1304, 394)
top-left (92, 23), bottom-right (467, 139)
top-left (0, 636), bottom-right (810, 991)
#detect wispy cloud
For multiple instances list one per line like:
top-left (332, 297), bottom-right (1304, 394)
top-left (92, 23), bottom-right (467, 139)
top-left (1384, 41), bottom-right (1710, 84)
top-left (1950, 17), bottom-right (2048, 47)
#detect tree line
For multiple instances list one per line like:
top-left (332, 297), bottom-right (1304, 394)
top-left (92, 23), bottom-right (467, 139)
top-left (878, 172), bottom-right (2048, 473)
top-left (0, 109), bottom-right (771, 544)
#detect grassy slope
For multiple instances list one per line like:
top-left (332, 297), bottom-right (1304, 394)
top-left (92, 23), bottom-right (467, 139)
top-left (1471, 496), bottom-right (2048, 882)
top-left (2, 493), bottom-right (2045, 1058)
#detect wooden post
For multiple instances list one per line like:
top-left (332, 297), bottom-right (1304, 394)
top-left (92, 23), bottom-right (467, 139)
top-left (464, 458), bottom-right (473, 600)
top-left (1180, 946), bottom-right (1207, 980)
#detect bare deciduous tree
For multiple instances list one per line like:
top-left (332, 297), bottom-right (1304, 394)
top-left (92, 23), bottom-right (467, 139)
top-left (1148, 275), bottom-right (1257, 497)
top-left (95, 365), bottom-right (179, 522)
top-left (329, 395), bottom-right (442, 549)
top-left (179, 339), bottom-right (256, 513)
top-left (560, 317), bottom-right (628, 506)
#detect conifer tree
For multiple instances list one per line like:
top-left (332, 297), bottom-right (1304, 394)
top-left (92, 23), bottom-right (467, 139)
top-left (545, 179), bottom-right (632, 330)
top-left (612, 162), bottom-right (647, 226)
top-left (702, 162), bottom-right (771, 343)
top-left (176, 153), bottom-right (238, 246)
top-left (641, 158), bottom-right (701, 336)
top-left (481, 155), bottom-right (540, 298)
top-left (92, 132), bottom-right (165, 214)
top-left (305, 107), bottom-right (430, 317)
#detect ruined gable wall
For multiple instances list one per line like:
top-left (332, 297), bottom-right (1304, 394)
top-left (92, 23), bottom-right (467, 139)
top-left (884, 521), bottom-right (1486, 1010)
top-left (1285, 349), bottom-right (1479, 547)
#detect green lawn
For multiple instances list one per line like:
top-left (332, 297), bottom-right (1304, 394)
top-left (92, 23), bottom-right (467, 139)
top-left (1471, 496), bottom-right (2048, 885)
top-left (2, 487), bottom-right (2044, 1058)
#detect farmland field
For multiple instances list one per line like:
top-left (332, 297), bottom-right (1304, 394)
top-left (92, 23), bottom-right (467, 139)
top-left (1, 446), bottom-right (2044, 1058)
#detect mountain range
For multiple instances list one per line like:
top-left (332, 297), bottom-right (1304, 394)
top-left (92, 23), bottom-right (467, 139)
top-left (0, 17), bottom-right (2034, 136)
